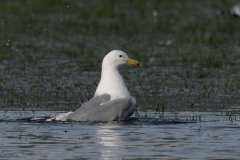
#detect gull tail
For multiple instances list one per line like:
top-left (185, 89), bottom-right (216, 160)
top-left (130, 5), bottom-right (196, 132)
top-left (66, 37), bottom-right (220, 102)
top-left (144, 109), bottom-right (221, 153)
top-left (46, 111), bottom-right (74, 121)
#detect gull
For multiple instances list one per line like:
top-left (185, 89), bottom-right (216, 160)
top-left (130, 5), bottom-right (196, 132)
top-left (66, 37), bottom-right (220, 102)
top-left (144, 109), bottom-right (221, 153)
top-left (48, 50), bottom-right (141, 121)
top-left (219, 4), bottom-right (240, 18)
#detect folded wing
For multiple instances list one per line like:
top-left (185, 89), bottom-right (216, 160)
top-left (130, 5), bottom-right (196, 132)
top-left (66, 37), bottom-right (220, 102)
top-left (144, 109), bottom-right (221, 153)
top-left (67, 94), bottom-right (133, 121)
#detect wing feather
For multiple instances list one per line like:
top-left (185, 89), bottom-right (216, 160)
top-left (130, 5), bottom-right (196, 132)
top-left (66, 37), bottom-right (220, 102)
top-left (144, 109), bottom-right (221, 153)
top-left (67, 94), bottom-right (132, 121)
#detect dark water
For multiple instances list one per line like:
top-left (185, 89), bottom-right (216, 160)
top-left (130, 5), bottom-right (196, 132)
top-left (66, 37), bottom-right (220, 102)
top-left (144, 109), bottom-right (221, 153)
top-left (1, 111), bottom-right (240, 159)
top-left (1, 0), bottom-right (240, 112)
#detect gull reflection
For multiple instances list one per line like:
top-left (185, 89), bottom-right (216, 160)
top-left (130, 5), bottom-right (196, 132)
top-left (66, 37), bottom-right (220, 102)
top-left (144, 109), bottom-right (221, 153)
top-left (96, 125), bottom-right (125, 159)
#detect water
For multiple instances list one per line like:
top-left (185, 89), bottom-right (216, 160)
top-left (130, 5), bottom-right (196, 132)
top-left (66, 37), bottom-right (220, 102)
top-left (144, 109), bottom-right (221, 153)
top-left (1, 0), bottom-right (240, 112)
top-left (1, 111), bottom-right (240, 159)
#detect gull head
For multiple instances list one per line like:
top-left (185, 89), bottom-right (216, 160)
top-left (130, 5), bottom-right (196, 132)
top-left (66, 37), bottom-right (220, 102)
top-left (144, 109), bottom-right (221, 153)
top-left (102, 50), bottom-right (141, 68)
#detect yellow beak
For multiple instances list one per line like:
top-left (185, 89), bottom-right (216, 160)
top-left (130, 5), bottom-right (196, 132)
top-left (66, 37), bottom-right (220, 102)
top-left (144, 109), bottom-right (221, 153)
top-left (126, 59), bottom-right (141, 66)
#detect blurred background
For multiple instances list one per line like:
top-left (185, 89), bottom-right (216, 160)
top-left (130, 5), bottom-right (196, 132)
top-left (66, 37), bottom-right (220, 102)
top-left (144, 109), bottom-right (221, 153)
top-left (0, 0), bottom-right (240, 112)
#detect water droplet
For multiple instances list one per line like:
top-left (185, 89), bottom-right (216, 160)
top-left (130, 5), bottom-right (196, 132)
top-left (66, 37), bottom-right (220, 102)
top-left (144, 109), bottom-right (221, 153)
top-left (67, 6), bottom-right (69, 7)
top-left (166, 40), bottom-right (172, 45)
top-left (8, 40), bottom-right (10, 41)
top-left (152, 11), bottom-right (158, 17)
top-left (45, 29), bottom-right (46, 30)
top-left (6, 43), bottom-right (9, 46)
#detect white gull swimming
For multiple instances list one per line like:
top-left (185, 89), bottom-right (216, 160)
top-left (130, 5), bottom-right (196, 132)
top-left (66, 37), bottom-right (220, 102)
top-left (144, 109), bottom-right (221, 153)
top-left (47, 50), bottom-right (141, 122)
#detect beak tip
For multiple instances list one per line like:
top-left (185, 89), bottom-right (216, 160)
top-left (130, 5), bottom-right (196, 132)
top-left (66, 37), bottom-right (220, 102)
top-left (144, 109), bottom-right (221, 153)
top-left (127, 59), bottom-right (141, 67)
top-left (135, 63), bottom-right (141, 67)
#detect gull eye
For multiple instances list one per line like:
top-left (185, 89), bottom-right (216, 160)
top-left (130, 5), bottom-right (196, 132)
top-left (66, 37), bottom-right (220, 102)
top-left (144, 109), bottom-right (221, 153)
top-left (119, 55), bottom-right (122, 58)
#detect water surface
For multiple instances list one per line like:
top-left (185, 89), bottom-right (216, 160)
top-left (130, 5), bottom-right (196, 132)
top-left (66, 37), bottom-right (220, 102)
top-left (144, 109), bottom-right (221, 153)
top-left (1, 111), bottom-right (239, 159)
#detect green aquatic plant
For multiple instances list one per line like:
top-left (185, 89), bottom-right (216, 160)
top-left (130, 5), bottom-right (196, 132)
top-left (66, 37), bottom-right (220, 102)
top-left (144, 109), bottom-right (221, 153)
top-left (0, 0), bottom-right (240, 112)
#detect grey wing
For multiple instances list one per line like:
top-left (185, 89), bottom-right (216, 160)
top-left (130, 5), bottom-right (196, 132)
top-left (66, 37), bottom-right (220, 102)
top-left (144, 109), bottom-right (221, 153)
top-left (67, 94), bottom-right (132, 121)
top-left (67, 94), bottom-right (111, 120)
top-left (127, 96), bottom-right (136, 117)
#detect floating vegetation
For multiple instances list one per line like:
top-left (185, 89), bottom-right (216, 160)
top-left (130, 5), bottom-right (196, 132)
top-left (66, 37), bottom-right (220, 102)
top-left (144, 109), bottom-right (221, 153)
top-left (0, 1), bottom-right (239, 116)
